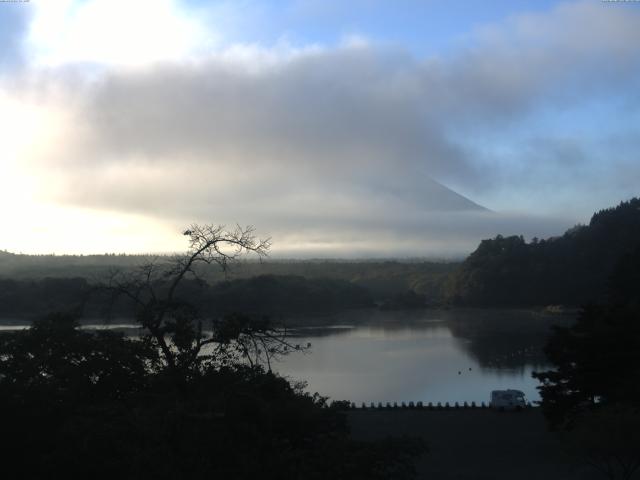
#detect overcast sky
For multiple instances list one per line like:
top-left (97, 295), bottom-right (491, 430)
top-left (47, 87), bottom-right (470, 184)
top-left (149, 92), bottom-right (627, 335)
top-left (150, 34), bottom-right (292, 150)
top-left (0, 0), bottom-right (638, 256)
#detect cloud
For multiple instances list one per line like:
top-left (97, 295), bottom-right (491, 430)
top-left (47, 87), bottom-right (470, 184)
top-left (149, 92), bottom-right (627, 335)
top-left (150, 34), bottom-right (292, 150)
top-left (2, 0), bottom-right (640, 255)
top-left (25, 0), bottom-right (214, 67)
top-left (265, 210), bottom-right (572, 258)
top-left (25, 44), bottom-right (483, 226)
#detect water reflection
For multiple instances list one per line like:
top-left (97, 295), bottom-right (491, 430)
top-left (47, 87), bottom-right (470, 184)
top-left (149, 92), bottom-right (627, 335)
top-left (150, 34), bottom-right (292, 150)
top-left (0, 309), bottom-right (574, 404)
top-left (445, 310), bottom-right (572, 372)
top-left (275, 309), bottom-right (574, 404)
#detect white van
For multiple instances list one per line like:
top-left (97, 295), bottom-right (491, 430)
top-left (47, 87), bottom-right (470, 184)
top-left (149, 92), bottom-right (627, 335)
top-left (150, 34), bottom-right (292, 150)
top-left (490, 389), bottom-right (526, 410)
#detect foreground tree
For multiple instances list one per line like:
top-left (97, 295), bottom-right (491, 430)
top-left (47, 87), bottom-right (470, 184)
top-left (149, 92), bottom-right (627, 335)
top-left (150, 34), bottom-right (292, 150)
top-left (0, 312), bottom-right (156, 403)
top-left (0, 314), bottom-right (424, 479)
top-left (103, 224), bottom-right (306, 375)
top-left (533, 247), bottom-right (640, 479)
top-left (561, 406), bottom-right (640, 480)
top-left (533, 247), bottom-right (640, 426)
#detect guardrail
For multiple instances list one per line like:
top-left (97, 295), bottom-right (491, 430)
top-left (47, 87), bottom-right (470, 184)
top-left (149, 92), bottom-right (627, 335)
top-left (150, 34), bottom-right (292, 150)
top-left (331, 401), bottom-right (535, 410)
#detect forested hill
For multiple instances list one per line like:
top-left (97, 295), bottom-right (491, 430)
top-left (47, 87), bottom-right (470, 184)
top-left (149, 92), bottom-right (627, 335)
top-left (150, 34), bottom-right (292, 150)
top-left (446, 198), bottom-right (640, 307)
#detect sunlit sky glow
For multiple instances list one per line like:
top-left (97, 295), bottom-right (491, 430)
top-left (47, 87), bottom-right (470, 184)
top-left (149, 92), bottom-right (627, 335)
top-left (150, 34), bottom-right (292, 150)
top-left (0, 0), bottom-right (639, 256)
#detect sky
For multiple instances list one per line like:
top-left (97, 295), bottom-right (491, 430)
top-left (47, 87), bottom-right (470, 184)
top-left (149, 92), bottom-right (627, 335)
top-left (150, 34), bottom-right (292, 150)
top-left (0, 0), bottom-right (639, 257)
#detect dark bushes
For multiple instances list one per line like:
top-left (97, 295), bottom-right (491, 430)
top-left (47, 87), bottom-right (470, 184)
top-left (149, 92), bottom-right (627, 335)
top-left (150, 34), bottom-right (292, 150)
top-left (0, 314), bottom-right (424, 479)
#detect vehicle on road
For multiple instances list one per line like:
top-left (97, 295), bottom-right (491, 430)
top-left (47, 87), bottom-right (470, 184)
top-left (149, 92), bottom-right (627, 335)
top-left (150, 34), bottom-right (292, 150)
top-left (490, 390), bottom-right (526, 411)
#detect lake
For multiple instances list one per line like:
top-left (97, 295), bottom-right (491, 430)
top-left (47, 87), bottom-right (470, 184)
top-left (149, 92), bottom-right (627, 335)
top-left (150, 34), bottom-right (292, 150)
top-left (0, 308), bottom-right (573, 405)
top-left (273, 309), bottom-right (573, 405)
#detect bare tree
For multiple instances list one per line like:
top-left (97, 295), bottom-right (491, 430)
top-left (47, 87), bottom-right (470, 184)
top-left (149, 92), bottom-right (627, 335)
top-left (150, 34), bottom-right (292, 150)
top-left (102, 224), bottom-right (305, 375)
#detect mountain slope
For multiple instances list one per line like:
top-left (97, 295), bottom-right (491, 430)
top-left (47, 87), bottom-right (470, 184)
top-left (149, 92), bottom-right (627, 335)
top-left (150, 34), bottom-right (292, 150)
top-left (369, 174), bottom-right (488, 212)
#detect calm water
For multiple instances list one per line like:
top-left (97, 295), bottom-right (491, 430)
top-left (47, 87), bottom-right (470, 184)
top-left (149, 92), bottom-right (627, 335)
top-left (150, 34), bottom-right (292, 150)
top-left (0, 309), bottom-right (572, 405)
top-left (272, 309), bottom-right (572, 405)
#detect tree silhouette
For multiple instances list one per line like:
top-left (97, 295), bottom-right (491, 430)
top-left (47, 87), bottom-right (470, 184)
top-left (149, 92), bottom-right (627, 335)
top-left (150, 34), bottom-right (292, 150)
top-left (102, 224), bottom-right (307, 376)
top-left (533, 247), bottom-right (640, 427)
top-left (533, 247), bottom-right (640, 479)
top-left (0, 312), bottom-right (156, 403)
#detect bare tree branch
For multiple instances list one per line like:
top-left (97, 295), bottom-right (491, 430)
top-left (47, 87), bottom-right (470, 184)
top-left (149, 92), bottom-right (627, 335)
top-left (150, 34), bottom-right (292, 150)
top-left (93, 224), bottom-right (295, 376)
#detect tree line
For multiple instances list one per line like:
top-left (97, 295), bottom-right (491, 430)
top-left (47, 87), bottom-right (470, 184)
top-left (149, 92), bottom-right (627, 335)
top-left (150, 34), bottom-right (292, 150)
top-left (446, 198), bottom-right (640, 307)
top-left (0, 274), bottom-right (374, 321)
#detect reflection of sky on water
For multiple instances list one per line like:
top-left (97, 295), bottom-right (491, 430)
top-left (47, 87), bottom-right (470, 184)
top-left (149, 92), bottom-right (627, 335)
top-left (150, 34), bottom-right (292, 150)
top-left (275, 310), bottom-right (572, 404)
top-left (0, 325), bottom-right (30, 331)
top-left (0, 309), bottom-right (573, 404)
